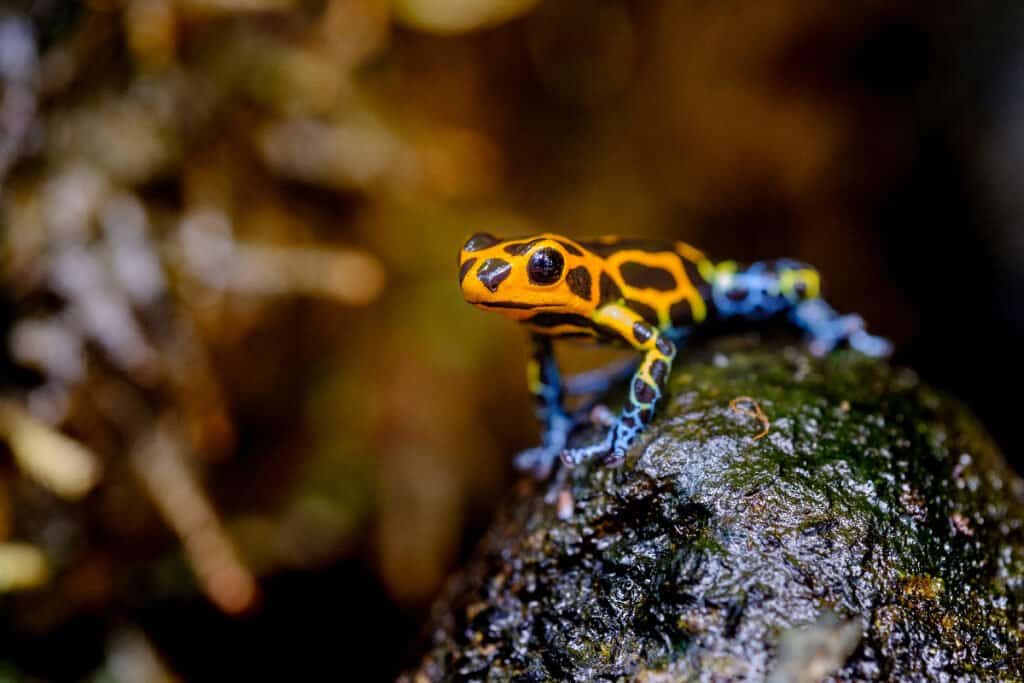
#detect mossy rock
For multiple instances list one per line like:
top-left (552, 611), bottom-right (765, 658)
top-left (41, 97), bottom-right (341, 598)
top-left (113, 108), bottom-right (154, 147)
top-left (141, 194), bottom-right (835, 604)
top-left (404, 343), bottom-right (1024, 682)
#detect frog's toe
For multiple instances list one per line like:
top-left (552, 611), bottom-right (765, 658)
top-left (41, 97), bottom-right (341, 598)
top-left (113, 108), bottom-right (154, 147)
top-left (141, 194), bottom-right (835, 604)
top-left (602, 450), bottom-right (626, 468)
top-left (514, 446), bottom-right (559, 479)
top-left (560, 432), bottom-right (613, 467)
top-left (850, 330), bottom-right (893, 358)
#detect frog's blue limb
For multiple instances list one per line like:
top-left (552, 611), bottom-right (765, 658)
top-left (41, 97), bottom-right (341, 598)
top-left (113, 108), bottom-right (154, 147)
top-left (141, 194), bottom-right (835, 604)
top-left (514, 412), bottom-right (572, 477)
top-left (564, 356), bottom-right (640, 396)
top-left (711, 260), bottom-right (892, 358)
top-left (790, 299), bottom-right (892, 358)
top-left (607, 335), bottom-right (677, 465)
top-left (560, 429), bottom-right (614, 467)
top-left (514, 335), bottom-right (572, 478)
top-left (562, 326), bottom-right (678, 468)
top-left (569, 344), bottom-right (687, 410)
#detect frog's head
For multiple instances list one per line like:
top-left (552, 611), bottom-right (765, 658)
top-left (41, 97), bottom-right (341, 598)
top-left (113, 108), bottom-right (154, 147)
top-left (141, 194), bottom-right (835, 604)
top-left (458, 233), bottom-right (596, 321)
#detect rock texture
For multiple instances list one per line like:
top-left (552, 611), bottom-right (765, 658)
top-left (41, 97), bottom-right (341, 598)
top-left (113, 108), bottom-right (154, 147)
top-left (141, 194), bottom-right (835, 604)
top-left (404, 344), bottom-right (1024, 682)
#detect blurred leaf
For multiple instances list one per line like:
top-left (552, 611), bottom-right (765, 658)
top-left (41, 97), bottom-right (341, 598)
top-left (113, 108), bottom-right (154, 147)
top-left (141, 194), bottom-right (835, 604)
top-left (394, 0), bottom-right (539, 34)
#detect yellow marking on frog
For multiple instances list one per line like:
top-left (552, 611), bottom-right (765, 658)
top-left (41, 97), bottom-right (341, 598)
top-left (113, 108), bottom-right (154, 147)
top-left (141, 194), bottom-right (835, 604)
top-left (525, 322), bottom-right (599, 337)
top-left (779, 267), bottom-right (821, 300)
top-left (602, 249), bottom-right (706, 325)
top-left (526, 358), bottom-right (541, 394)
top-left (698, 258), bottom-right (717, 283)
top-left (458, 232), bottom-right (710, 332)
top-left (457, 230), bottom-right (891, 478)
top-left (674, 241), bottom-right (706, 263)
top-left (458, 233), bottom-right (596, 321)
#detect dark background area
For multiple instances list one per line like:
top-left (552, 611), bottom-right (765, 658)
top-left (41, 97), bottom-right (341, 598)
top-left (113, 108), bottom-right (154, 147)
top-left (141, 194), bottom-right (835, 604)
top-left (1, 1), bottom-right (1023, 680)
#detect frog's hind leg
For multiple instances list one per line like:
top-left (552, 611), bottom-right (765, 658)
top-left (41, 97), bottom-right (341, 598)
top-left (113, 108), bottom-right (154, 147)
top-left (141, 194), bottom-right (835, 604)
top-left (710, 260), bottom-right (892, 358)
top-left (790, 299), bottom-right (892, 358)
top-left (563, 355), bottom-right (641, 427)
top-left (564, 356), bottom-right (640, 396)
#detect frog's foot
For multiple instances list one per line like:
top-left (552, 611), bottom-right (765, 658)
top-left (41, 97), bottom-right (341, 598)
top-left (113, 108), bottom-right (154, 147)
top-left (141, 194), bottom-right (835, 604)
top-left (560, 430), bottom-right (614, 467)
top-left (794, 300), bottom-right (892, 359)
top-left (807, 319), bottom-right (892, 358)
top-left (848, 329), bottom-right (893, 358)
top-left (515, 411), bottom-right (573, 479)
top-left (513, 446), bottom-right (562, 479)
top-left (602, 449), bottom-right (627, 468)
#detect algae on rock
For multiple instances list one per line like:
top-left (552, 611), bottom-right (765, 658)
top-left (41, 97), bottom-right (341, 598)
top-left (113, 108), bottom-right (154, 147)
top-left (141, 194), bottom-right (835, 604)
top-left (405, 343), bottom-right (1024, 681)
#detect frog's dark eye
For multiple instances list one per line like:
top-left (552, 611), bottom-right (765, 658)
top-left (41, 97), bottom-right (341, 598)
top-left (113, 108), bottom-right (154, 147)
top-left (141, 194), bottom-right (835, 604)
top-left (527, 247), bottom-right (564, 285)
top-left (463, 232), bottom-right (499, 252)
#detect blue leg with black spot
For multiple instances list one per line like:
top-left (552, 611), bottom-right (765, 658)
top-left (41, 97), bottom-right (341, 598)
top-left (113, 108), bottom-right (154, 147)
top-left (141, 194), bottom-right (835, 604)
top-left (561, 314), bottom-right (679, 468)
top-left (604, 334), bottom-right (678, 465)
top-left (514, 335), bottom-right (572, 478)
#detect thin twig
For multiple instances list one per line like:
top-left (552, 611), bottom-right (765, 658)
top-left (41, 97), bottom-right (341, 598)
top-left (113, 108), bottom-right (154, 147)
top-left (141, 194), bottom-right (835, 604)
top-left (131, 422), bottom-right (257, 614)
top-left (729, 396), bottom-right (771, 441)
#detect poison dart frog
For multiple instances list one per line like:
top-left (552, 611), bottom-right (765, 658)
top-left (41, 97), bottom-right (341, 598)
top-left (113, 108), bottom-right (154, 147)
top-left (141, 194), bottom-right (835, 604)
top-left (458, 233), bottom-right (891, 477)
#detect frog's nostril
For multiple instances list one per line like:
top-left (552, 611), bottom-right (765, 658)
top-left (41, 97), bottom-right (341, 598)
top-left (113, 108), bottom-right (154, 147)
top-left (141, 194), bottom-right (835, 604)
top-left (477, 258), bottom-right (512, 292)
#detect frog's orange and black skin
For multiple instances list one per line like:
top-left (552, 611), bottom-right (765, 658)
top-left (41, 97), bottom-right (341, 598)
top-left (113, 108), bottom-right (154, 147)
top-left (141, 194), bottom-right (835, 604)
top-left (458, 232), bottom-right (892, 476)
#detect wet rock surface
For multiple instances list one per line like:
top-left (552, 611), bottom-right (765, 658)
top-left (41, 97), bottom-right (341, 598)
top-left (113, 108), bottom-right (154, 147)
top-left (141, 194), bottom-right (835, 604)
top-left (404, 344), bottom-right (1024, 681)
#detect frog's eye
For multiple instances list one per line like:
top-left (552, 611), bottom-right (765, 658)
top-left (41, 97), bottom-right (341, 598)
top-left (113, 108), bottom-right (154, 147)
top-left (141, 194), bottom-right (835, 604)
top-left (463, 232), bottom-right (499, 252)
top-left (527, 247), bottom-right (564, 285)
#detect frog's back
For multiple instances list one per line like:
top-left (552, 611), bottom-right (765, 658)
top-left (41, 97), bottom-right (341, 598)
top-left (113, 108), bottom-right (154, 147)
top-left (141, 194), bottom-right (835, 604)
top-left (577, 236), bottom-right (712, 333)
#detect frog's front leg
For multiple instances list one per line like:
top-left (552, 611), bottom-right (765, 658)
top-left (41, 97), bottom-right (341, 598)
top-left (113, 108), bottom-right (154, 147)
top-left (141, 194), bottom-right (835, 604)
top-left (562, 305), bottom-right (677, 468)
top-left (513, 334), bottom-right (572, 478)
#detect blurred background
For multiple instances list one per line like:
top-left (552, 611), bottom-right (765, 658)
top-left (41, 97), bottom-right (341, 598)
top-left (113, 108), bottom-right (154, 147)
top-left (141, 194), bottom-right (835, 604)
top-left (1, 0), bottom-right (1023, 680)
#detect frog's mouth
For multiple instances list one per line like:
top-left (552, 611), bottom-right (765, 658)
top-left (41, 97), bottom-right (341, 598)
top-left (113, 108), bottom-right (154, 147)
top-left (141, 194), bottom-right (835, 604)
top-left (469, 300), bottom-right (553, 310)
